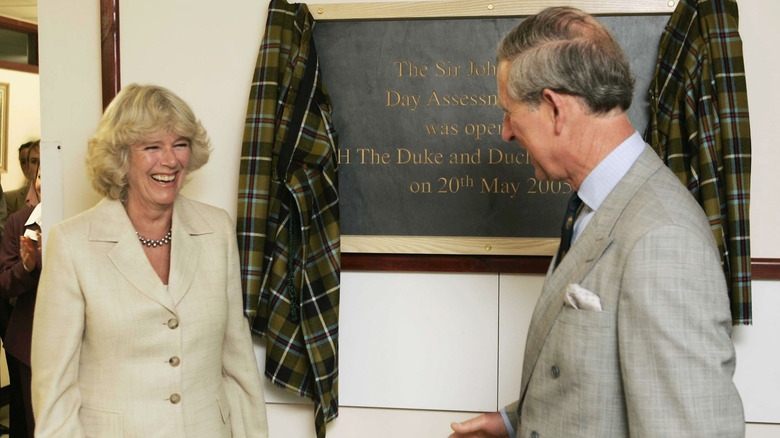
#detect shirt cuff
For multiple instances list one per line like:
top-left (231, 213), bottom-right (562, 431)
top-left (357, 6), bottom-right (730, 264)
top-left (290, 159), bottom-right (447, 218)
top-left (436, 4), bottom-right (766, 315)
top-left (500, 409), bottom-right (516, 437)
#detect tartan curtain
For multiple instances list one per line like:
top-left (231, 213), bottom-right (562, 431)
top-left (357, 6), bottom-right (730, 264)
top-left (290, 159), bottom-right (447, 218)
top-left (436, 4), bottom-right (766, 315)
top-left (237, 0), bottom-right (341, 435)
top-left (645, 0), bottom-right (752, 324)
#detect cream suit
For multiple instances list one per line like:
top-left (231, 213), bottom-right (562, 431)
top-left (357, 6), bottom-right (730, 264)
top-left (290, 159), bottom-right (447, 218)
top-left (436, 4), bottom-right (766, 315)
top-left (506, 147), bottom-right (744, 437)
top-left (31, 196), bottom-right (268, 437)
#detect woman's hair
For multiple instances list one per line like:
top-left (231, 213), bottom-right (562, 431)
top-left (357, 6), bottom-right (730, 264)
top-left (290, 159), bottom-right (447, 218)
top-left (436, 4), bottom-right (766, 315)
top-left (497, 7), bottom-right (634, 114)
top-left (27, 140), bottom-right (40, 155)
top-left (86, 83), bottom-right (211, 200)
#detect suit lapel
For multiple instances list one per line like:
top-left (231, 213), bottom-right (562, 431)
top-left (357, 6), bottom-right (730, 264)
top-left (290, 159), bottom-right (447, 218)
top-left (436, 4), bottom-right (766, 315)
top-left (91, 199), bottom-right (177, 313)
top-left (519, 230), bottom-right (614, 397)
top-left (167, 196), bottom-right (211, 306)
top-left (519, 146), bottom-right (663, 401)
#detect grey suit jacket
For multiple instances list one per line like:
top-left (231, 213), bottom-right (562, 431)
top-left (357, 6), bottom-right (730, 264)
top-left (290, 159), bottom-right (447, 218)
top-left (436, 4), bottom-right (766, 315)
top-left (507, 147), bottom-right (744, 437)
top-left (31, 196), bottom-right (268, 437)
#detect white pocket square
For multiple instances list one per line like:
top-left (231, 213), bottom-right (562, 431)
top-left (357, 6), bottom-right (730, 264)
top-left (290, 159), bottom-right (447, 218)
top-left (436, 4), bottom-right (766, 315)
top-left (564, 283), bottom-right (602, 311)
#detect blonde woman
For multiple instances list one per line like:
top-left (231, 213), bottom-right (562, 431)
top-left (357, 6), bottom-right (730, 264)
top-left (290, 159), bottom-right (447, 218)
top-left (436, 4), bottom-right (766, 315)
top-left (31, 84), bottom-right (268, 437)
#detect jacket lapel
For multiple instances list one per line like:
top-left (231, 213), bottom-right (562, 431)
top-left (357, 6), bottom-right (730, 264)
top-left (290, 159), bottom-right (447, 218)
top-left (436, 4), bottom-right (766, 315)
top-left (167, 196), bottom-right (211, 306)
top-left (519, 146), bottom-right (662, 401)
top-left (91, 199), bottom-right (177, 313)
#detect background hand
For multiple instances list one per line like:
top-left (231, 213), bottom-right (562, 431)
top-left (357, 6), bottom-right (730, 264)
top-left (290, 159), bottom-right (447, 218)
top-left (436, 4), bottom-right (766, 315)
top-left (20, 235), bottom-right (38, 272)
top-left (448, 412), bottom-right (509, 438)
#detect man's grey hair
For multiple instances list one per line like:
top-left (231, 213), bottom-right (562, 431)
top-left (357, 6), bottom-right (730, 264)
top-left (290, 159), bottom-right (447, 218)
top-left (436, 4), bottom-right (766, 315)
top-left (497, 7), bottom-right (635, 113)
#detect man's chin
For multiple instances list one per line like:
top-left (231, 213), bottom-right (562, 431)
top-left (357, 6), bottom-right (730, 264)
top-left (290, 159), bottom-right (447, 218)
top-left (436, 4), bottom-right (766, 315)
top-left (533, 170), bottom-right (551, 181)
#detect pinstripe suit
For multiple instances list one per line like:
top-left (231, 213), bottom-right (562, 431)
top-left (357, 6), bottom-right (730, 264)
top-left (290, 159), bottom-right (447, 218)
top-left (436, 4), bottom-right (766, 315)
top-left (506, 147), bottom-right (744, 437)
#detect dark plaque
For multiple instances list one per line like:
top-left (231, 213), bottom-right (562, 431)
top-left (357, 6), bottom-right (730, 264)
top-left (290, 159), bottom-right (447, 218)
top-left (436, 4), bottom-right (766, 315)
top-left (314, 15), bottom-right (669, 238)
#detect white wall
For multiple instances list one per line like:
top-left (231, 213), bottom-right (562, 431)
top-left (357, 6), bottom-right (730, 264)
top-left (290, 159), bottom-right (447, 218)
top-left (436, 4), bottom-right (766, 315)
top-left (37, 0), bottom-right (780, 437)
top-left (0, 67), bottom-right (39, 188)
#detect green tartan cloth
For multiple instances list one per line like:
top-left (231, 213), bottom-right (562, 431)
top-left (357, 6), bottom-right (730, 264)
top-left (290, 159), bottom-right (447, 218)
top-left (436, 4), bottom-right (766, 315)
top-left (646, 0), bottom-right (752, 324)
top-left (237, 0), bottom-right (340, 436)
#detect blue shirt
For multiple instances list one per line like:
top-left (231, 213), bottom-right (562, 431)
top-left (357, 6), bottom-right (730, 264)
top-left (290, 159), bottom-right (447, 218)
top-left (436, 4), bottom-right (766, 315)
top-left (573, 131), bottom-right (646, 244)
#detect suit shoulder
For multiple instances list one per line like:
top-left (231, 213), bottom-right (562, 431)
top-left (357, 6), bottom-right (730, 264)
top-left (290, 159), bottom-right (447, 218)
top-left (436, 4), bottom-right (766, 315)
top-left (175, 196), bottom-right (233, 235)
top-left (630, 165), bottom-right (710, 234)
top-left (51, 201), bottom-right (103, 235)
top-left (6, 206), bottom-right (35, 227)
top-left (177, 196), bottom-right (230, 220)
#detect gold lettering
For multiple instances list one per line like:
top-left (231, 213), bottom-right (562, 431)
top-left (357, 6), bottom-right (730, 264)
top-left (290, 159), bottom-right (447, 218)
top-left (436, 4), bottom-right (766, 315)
top-left (396, 148), bottom-right (444, 165)
top-left (488, 148), bottom-right (528, 165)
top-left (435, 60), bottom-right (461, 77)
top-left (386, 90), bottom-right (420, 111)
top-left (426, 91), bottom-right (498, 108)
top-left (480, 177), bottom-right (521, 198)
top-left (338, 148), bottom-right (350, 165)
top-left (464, 123), bottom-right (502, 140)
top-left (467, 60), bottom-right (497, 77)
top-left (394, 61), bottom-right (429, 77)
top-left (448, 149), bottom-right (481, 164)
top-left (425, 123), bottom-right (459, 135)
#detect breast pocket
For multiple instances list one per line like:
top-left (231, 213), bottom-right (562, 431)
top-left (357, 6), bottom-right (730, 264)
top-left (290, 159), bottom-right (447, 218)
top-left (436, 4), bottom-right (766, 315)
top-left (79, 406), bottom-right (123, 438)
top-left (557, 306), bottom-right (613, 328)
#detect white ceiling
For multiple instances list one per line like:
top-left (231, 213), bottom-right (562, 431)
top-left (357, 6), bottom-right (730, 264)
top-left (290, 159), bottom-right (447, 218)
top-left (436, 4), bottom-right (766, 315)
top-left (0, 0), bottom-right (37, 24)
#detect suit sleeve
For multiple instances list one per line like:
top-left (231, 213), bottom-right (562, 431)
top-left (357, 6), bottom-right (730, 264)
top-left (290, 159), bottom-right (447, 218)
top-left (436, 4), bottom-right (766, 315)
top-left (618, 225), bottom-right (744, 437)
top-left (219, 210), bottom-right (269, 437)
top-left (0, 212), bottom-right (40, 298)
top-left (31, 223), bottom-right (87, 437)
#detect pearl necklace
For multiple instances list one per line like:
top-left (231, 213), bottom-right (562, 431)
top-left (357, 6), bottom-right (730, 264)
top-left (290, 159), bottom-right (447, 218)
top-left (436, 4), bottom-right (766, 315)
top-left (136, 228), bottom-right (172, 248)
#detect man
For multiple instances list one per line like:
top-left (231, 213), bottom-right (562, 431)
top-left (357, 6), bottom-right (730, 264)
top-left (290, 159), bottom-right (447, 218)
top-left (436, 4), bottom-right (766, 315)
top-left (450, 7), bottom-right (743, 438)
top-left (5, 141), bottom-right (39, 216)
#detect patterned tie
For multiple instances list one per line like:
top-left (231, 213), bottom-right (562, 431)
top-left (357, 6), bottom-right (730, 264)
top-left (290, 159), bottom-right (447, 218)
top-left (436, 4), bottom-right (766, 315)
top-left (554, 192), bottom-right (583, 269)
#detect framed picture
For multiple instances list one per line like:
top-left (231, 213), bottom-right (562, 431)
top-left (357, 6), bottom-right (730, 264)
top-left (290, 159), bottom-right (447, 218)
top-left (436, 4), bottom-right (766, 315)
top-left (0, 82), bottom-right (8, 173)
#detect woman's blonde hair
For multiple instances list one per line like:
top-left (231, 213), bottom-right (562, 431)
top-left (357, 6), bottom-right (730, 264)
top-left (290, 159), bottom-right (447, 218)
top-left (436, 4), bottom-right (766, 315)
top-left (86, 83), bottom-right (211, 200)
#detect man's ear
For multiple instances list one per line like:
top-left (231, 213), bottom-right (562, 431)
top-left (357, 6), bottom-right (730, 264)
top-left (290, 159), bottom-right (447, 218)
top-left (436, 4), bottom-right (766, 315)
top-left (541, 89), bottom-right (569, 135)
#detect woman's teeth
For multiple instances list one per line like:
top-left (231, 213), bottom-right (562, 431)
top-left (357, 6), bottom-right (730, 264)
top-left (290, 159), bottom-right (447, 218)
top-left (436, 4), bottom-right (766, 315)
top-left (152, 174), bottom-right (175, 182)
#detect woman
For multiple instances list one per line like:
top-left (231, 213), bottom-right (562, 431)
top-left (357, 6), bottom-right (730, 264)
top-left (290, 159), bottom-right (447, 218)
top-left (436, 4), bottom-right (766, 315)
top-left (31, 84), bottom-right (268, 437)
top-left (0, 162), bottom-right (42, 438)
top-left (5, 140), bottom-right (40, 215)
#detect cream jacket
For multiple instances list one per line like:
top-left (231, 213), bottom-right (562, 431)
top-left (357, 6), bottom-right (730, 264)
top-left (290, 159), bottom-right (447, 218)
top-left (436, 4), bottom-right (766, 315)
top-left (31, 196), bottom-right (268, 437)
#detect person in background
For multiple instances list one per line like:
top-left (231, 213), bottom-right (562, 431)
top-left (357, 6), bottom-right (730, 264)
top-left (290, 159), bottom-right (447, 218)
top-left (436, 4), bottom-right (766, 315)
top-left (5, 141), bottom-right (39, 215)
top-left (0, 140), bottom-right (38, 437)
top-left (0, 162), bottom-right (42, 438)
top-left (450, 7), bottom-right (743, 438)
top-left (31, 83), bottom-right (268, 437)
top-left (0, 178), bottom-right (7, 235)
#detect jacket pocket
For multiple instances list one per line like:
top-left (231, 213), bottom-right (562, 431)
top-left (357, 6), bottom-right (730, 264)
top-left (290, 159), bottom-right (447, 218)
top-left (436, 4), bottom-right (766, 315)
top-left (79, 406), bottom-right (123, 438)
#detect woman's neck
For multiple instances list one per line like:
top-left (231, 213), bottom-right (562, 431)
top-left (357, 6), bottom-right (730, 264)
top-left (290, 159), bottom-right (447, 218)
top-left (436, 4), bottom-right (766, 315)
top-left (123, 198), bottom-right (174, 238)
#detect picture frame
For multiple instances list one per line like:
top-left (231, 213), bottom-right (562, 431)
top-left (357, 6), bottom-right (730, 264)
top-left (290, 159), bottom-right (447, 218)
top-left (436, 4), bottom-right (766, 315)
top-left (0, 82), bottom-right (9, 173)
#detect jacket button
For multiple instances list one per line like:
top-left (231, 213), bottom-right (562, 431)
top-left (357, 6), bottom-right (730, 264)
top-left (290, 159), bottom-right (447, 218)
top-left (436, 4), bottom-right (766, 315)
top-left (170, 393), bottom-right (181, 404)
top-left (167, 318), bottom-right (179, 329)
top-left (169, 356), bottom-right (181, 367)
top-left (531, 431), bottom-right (539, 438)
top-left (551, 365), bottom-right (560, 378)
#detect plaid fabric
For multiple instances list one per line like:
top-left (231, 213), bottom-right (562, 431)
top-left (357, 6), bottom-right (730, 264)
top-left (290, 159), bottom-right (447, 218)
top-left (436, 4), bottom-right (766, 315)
top-left (237, 0), bottom-right (340, 436)
top-left (645, 0), bottom-right (751, 324)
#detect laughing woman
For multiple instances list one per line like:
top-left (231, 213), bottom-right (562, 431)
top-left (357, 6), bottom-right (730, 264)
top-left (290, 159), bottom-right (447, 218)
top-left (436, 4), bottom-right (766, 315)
top-left (31, 84), bottom-right (268, 437)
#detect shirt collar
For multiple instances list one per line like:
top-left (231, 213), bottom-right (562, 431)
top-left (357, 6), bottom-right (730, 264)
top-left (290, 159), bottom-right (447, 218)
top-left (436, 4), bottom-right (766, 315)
top-left (577, 131), bottom-right (645, 212)
top-left (25, 203), bottom-right (42, 227)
